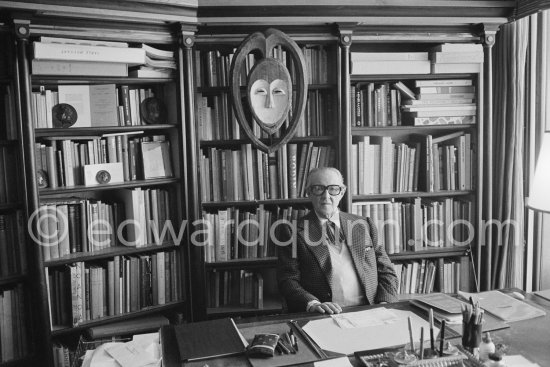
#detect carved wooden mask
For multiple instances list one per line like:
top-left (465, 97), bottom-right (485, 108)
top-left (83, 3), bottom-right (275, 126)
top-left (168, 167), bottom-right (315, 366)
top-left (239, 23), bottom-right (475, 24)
top-left (230, 28), bottom-right (308, 153)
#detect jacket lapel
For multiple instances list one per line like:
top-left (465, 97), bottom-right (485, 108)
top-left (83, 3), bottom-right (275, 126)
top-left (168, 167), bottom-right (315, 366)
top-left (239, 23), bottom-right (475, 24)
top-left (299, 212), bottom-right (332, 286)
top-left (340, 212), bottom-right (375, 304)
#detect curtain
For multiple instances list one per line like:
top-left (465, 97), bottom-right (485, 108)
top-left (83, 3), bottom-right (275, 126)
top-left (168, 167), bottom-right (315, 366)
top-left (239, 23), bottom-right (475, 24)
top-left (488, 17), bottom-right (529, 289)
top-left (489, 10), bottom-right (550, 290)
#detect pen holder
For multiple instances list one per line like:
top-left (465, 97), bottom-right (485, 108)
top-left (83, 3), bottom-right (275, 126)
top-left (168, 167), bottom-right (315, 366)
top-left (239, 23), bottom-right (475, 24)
top-left (461, 321), bottom-right (482, 353)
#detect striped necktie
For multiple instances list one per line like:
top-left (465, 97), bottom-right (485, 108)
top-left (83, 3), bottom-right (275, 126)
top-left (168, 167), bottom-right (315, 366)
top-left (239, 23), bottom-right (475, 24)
top-left (325, 221), bottom-right (345, 252)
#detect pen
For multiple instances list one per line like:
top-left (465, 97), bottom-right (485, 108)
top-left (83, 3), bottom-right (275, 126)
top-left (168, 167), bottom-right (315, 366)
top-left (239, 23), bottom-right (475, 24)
top-left (277, 339), bottom-right (290, 354)
top-left (439, 320), bottom-right (446, 357)
top-left (408, 316), bottom-right (415, 353)
top-left (419, 327), bottom-right (424, 360)
top-left (429, 308), bottom-right (435, 352)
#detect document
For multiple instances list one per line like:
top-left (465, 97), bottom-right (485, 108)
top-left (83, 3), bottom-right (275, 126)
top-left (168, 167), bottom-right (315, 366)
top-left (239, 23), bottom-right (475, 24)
top-left (302, 308), bottom-right (438, 355)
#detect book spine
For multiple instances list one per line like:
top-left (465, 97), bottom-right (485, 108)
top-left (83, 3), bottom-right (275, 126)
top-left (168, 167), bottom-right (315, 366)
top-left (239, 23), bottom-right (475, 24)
top-left (33, 42), bottom-right (145, 64)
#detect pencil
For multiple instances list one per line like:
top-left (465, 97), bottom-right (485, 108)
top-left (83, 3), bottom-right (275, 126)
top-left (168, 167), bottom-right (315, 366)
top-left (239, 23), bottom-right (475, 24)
top-left (439, 320), bottom-right (446, 357)
top-left (429, 308), bottom-right (435, 352)
top-left (419, 327), bottom-right (424, 360)
top-left (408, 316), bottom-right (415, 353)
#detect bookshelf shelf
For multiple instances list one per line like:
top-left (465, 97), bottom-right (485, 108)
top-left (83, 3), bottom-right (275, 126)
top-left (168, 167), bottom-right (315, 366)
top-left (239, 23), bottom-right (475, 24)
top-left (0, 274), bottom-right (26, 288)
top-left (350, 73), bottom-right (479, 82)
top-left (389, 246), bottom-right (470, 261)
top-left (34, 124), bottom-right (177, 138)
top-left (44, 242), bottom-right (181, 267)
top-left (204, 257), bottom-right (278, 269)
top-left (31, 76), bottom-right (175, 86)
top-left (352, 190), bottom-right (474, 201)
top-left (51, 300), bottom-right (186, 337)
top-left (201, 197), bottom-right (311, 208)
top-left (351, 125), bottom-right (475, 135)
top-left (0, 203), bottom-right (22, 211)
top-left (200, 135), bottom-right (335, 148)
top-left (196, 83), bottom-right (336, 94)
top-left (39, 177), bottom-right (180, 195)
top-left (206, 298), bottom-right (283, 317)
top-left (0, 140), bottom-right (17, 146)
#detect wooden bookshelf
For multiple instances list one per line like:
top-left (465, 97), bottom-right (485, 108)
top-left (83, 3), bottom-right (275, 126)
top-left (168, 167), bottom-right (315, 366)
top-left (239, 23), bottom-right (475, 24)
top-left (207, 297), bottom-right (283, 317)
top-left (205, 257), bottom-right (278, 269)
top-left (0, 203), bottom-right (22, 211)
top-left (352, 190), bottom-right (474, 201)
top-left (201, 198), bottom-right (311, 209)
top-left (200, 135), bottom-right (335, 148)
top-left (39, 177), bottom-right (180, 195)
top-left (0, 274), bottom-right (27, 288)
top-left (34, 124), bottom-right (177, 138)
top-left (31, 76), bottom-right (175, 85)
top-left (388, 246), bottom-right (470, 261)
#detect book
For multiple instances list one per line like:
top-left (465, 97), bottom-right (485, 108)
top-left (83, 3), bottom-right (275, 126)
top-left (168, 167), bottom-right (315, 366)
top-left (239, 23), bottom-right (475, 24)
top-left (431, 51), bottom-right (484, 64)
top-left (416, 86), bottom-right (476, 94)
top-left (33, 42), bottom-right (145, 65)
top-left (414, 79), bottom-right (473, 87)
top-left (351, 52), bottom-right (429, 61)
top-left (430, 43), bottom-right (483, 53)
top-left (140, 44), bottom-right (175, 60)
top-left (392, 81), bottom-right (416, 100)
top-left (39, 36), bottom-right (129, 48)
top-left (351, 60), bottom-right (431, 75)
top-left (57, 85), bottom-right (119, 128)
top-left (431, 63), bottom-right (482, 74)
top-left (129, 66), bottom-right (176, 78)
top-left (173, 318), bottom-right (247, 362)
top-left (140, 140), bottom-right (173, 179)
top-left (31, 60), bottom-right (128, 76)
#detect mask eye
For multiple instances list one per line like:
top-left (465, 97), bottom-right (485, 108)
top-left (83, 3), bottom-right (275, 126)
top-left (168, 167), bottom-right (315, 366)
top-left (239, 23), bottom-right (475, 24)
top-left (272, 88), bottom-right (286, 96)
top-left (255, 88), bottom-right (267, 95)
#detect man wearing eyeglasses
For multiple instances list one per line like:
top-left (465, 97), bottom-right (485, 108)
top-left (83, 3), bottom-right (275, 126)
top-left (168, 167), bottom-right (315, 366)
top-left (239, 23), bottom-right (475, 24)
top-left (277, 167), bottom-right (398, 314)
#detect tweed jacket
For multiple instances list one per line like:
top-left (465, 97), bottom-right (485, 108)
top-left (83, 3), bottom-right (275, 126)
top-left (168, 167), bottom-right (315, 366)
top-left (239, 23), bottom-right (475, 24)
top-left (277, 211), bottom-right (398, 312)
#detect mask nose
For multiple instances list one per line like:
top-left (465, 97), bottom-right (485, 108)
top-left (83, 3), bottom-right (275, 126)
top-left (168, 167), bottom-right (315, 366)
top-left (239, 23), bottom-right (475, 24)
top-left (265, 90), bottom-right (274, 108)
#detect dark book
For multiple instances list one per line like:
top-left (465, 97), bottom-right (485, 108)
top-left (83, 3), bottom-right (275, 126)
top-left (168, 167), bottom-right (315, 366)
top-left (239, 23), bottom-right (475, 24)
top-left (118, 85), bottom-right (132, 126)
top-left (173, 317), bottom-right (247, 362)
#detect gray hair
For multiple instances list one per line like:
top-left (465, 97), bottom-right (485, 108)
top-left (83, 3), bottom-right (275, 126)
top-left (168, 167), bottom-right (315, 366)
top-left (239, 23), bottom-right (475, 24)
top-left (305, 167), bottom-right (345, 188)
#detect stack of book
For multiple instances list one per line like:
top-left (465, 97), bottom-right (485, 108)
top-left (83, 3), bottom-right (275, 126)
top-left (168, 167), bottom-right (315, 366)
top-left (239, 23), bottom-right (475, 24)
top-left (351, 52), bottom-right (430, 75)
top-left (32, 37), bottom-right (146, 77)
top-left (394, 260), bottom-right (438, 295)
top-left (400, 79), bottom-right (477, 126)
top-left (130, 44), bottom-right (176, 78)
top-left (429, 43), bottom-right (484, 74)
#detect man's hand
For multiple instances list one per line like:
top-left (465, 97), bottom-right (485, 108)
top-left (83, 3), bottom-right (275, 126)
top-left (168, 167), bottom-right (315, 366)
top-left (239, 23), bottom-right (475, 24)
top-left (308, 302), bottom-right (342, 314)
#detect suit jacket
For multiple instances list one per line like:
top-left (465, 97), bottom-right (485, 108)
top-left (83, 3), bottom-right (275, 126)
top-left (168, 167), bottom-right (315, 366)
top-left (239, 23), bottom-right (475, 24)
top-left (277, 211), bottom-right (398, 312)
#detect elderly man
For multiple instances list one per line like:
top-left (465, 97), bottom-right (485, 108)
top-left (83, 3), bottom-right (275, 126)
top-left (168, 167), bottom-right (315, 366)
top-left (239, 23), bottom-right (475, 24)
top-left (277, 167), bottom-right (398, 314)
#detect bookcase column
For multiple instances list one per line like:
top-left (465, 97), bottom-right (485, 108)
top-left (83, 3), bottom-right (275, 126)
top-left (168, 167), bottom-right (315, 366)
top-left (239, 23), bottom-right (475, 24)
top-left (178, 28), bottom-right (205, 321)
top-left (12, 18), bottom-right (53, 366)
top-left (479, 26), bottom-right (497, 291)
top-left (338, 28), bottom-right (353, 212)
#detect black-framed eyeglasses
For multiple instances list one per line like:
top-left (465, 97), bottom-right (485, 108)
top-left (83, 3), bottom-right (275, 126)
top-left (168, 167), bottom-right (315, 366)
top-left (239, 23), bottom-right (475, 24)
top-left (308, 185), bottom-right (345, 196)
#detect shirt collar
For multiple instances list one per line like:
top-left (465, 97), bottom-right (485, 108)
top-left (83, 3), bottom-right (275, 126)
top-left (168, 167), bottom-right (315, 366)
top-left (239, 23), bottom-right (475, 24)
top-left (314, 209), bottom-right (340, 228)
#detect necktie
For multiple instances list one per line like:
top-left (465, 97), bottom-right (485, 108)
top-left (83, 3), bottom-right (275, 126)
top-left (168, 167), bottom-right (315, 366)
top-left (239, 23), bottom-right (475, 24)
top-left (325, 221), bottom-right (345, 252)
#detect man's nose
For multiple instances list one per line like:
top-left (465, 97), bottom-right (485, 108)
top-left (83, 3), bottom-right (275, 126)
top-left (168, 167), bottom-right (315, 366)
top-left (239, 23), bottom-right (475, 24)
top-left (321, 189), bottom-right (331, 199)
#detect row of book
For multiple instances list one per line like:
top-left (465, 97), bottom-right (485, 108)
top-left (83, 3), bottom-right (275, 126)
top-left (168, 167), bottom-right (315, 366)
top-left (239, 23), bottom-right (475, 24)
top-left (30, 84), bottom-right (169, 129)
top-left (351, 43), bottom-right (483, 76)
top-left (0, 145), bottom-right (20, 204)
top-left (351, 197), bottom-right (473, 254)
top-left (46, 250), bottom-right (182, 327)
top-left (196, 88), bottom-right (334, 141)
top-left (35, 134), bottom-right (173, 188)
top-left (32, 37), bottom-right (176, 78)
top-left (202, 205), bottom-right (308, 262)
top-left (200, 143), bottom-right (334, 202)
top-left (395, 258), bottom-right (464, 295)
top-left (194, 44), bottom-right (330, 88)
top-left (35, 189), bottom-right (175, 261)
top-left (0, 211), bottom-right (27, 277)
top-left (0, 284), bottom-right (29, 363)
top-left (350, 82), bottom-right (403, 127)
top-left (351, 136), bottom-right (420, 194)
top-left (206, 269), bottom-right (264, 309)
top-left (0, 85), bottom-right (17, 140)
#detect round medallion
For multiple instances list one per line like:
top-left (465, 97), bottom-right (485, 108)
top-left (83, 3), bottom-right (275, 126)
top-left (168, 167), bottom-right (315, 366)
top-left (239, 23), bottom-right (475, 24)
top-left (140, 97), bottom-right (166, 125)
top-left (95, 170), bottom-right (111, 184)
top-left (52, 103), bottom-right (78, 128)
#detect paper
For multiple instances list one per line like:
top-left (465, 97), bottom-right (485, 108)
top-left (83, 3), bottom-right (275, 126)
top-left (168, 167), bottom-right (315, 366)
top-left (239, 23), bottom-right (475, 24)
top-left (460, 290), bottom-right (546, 322)
top-left (302, 308), bottom-right (438, 355)
top-left (533, 289), bottom-right (550, 302)
top-left (331, 308), bottom-right (399, 328)
top-left (105, 333), bottom-right (160, 367)
top-left (314, 356), bottom-right (353, 367)
top-left (504, 355), bottom-right (541, 367)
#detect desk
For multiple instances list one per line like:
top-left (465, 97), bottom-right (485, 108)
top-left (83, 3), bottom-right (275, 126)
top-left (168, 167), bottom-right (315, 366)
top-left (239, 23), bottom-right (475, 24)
top-left (162, 290), bottom-right (550, 367)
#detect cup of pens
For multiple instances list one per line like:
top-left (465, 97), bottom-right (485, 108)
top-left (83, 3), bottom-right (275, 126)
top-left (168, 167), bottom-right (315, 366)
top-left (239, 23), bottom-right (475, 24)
top-left (461, 300), bottom-right (484, 353)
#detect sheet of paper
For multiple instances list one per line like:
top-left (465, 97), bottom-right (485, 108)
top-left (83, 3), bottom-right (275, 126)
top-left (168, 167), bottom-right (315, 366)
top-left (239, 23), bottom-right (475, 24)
top-left (106, 339), bottom-right (158, 367)
top-left (331, 308), bottom-right (400, 328)
top-left (504, 355), bottom-right (541, 367)
top-left (302, 308), bottom-right (438, 355)
top-left (460, 290), bottom-right (546, 322)
top-left (314, 356), bottom-right (353, 367)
